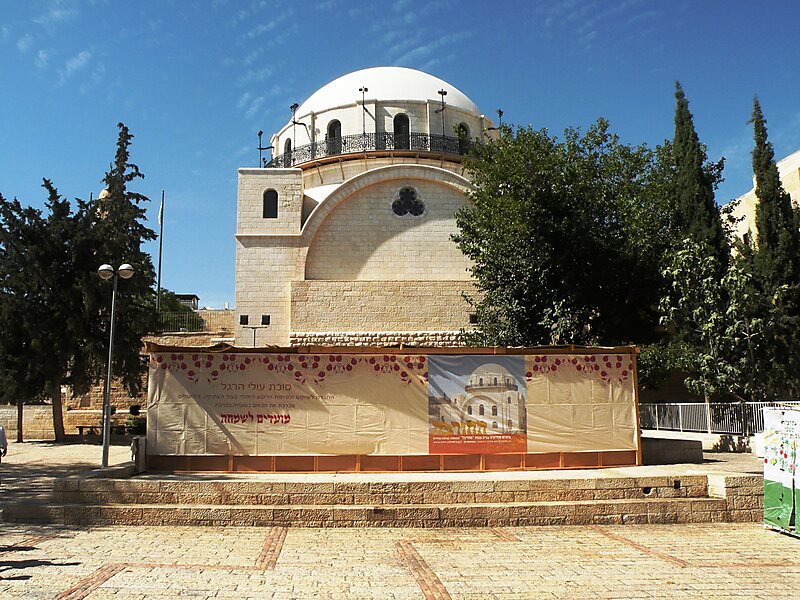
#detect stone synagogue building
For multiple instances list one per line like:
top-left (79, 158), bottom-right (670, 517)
top-left (234, 67), bottom-right (496, 348)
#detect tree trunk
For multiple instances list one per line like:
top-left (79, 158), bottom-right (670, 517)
top-left (49, 381), bottom-right (66, 442)
top-left (16, 400), bottom-right (23, 443)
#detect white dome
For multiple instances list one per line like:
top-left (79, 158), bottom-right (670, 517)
top-left (296, 66), bottom-right (481, 116)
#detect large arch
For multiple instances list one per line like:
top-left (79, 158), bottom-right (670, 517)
top-left (300, 164), bottom-right (472, 242)
top-left (299, 165), bottom-right (472, 280)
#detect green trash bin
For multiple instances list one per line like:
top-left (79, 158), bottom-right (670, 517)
top-left (762, 407), bottom-right (799, 535)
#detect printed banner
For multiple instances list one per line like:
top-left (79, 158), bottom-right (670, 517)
top-left (762, 407), bottom-right (799, 532)
top-left (147, 351), bottom-right (639, 457)
top-left (428, 355), bottom-right (527, 453)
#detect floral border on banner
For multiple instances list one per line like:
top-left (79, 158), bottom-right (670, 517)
top-left (525, 354), bottom-right (634, 385)
top-left (149, 353), bottom-right (428, 386)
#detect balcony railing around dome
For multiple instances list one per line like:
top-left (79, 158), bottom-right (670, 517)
top-left (265, 131), bottom-right (472, 167)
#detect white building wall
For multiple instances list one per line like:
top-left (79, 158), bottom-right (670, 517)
top-left (305, 178), bottom-right (471, 281)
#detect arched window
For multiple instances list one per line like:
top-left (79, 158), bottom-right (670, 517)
top-left (507, 397), bottom-right (512, 404)
top-left (507, 419), bottom-right (513, 428)
top-left (457, 122), bottom-right (470, 154)
top-left (479, 378), bottom-right (483, 386)
top-left (492, 405), bottom-right (498, 416)
top-left (393, 114), bottom-right (410, 149)
top-left (283, 139), bottom-right (292, 167)
top-left (467, 406), bottom-right (473, 415)
top-left (492, 421), bottom-right (498, 429)
top-left (479, 405), bottom-right (485, 416)
top-left (493, 377), bottom-right (497, 385)
top-left (262, 190), bottom-right (278, 219)
top-left (327, 120), bottom-right (342, 155)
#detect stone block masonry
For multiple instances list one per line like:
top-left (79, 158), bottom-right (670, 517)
top-left (291, 280), bottom-right (476, 333)
top-left (290, 331), bottom-right (465, 347)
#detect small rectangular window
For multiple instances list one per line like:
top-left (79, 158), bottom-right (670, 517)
top-left (263, 190), bottom-right (278, 218)
top-left (239, 315), bottom-right (249, 326)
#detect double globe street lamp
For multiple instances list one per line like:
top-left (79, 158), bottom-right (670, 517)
top-left (97, 262), bottom-right (134, 468)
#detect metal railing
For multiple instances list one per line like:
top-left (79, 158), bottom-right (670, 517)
top-left (155, 311), bottom-right (234, 334)
top-left (266, 131), bottom-right (471, 167)
top-left (639, 401), bottom-right (800, 435)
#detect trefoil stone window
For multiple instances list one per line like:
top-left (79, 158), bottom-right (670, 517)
top-left (391, 187), bottom-right (424, 217)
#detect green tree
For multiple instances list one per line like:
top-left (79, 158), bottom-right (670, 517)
top-left (750, 97), bottom-right (800, 287)
top-left (453, 119), bottom-right (671, 346)
top-left (671, 82), bottom-right (727, 267)
top-left (659, 240), bottom-right (762, 402)
top-left (747, 98), bottom-right (800, 398)
top-left (84, 123), bottom-right (158, 395)
top-left (0, 181), bottom-right (95, 438)
top-left (659, 99), bottom-right (800, 403)
top-left (0, 124), bottom-right (156, 440)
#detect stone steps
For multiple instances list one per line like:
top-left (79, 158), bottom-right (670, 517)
top-left (4, 497), bottom-right (739, 527)
top-left (2, 471), bottom-right (763, 527)
top-left (50, 474), bottom-right (713, 505)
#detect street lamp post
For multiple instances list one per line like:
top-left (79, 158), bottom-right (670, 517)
top-left (437, 89), bottom-right (448, 137)
top-left (358, 86), bottom-right (368, 137)
top-left (97, 262), bottom-right (134, 468)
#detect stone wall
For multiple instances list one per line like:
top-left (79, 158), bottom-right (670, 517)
top-left (291, 280), bottom-right (475, 333)
top-left (289, 331), bottom-right (465, 348)
top-left (304, 178), bottom-right (471, 280)
top-left (0, 405), bottom-right (128, 440)
top-left (234, 164), bottom-right (475, 347)
top-left (237, 168), bottom-right (303, 235)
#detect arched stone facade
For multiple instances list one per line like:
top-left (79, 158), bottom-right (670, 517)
top-left (234, 67), bottom-right (494, 347)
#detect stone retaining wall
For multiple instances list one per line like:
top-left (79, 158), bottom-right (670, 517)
top-left (289, 330), bottom-right (465, 347)
top-left (0, 406), bottom-right (129, 440)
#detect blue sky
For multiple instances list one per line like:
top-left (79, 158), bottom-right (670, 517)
top-left (2, 0), bottom-right (799, 308)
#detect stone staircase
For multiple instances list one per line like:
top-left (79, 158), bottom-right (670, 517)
top-left (2, 467), bottom-right (763, 527)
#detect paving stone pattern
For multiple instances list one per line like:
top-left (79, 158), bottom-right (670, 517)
top-left (0, 442), bottom-right (790, 598)
top-left (0, 522), bottom-right (797, 599)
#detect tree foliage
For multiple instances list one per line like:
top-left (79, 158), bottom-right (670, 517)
top-left (660, 99), bottom-right (800, 402)
top-left (0, 124), bottom-right (156, 439)
top-left (750, 97), bottom-right (800, 288)
top-left (659, 240), bottom-right (764, 401)
top-left (454, 119), bottom-right (671, 347)
top-left (670, 82), bottom-right (728, 268)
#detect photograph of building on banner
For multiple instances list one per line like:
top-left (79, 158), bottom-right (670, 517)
top-left (428, 355), bottom-right (528, 454)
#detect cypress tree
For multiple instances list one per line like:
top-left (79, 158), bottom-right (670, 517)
top-left (671, 82), bottom-right (727, 266)
top-left (751, 97), bottom-right (800, 287)
top-left (748, 97), bottom-right (800, 398)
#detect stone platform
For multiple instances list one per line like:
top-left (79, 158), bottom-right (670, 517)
top-left (3, 461), bottom-right (763, 528)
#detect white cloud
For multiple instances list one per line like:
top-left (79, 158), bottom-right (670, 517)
top-left (392, 31), bottom-right (471, 66)
top-left (244, 96), bottom-right (265, 119)
top-left (58, 49), bottom-right (91, 83)
top-left (35, 49), bottom-right (48, 68)
top-left (17, 34), bottom-right (33, 52)
top-left (237, 92), bottom-right (252, 110)
top-left (238, 66), bottom-right (276, 86)
top-left (34, 6), bottom-right (78, 28)
top-left (239, 9), bottom-right (293, 42)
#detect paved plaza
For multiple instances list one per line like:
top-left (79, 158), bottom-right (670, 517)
top-left (1, 521), bottom-right (798, 599)
top-left (0, 441), bottom-right (797, 599)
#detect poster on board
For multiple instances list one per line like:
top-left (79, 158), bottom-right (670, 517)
top-left (147, 350), bottom-right (639, 458)
top-left (427, 355), bottom-right (527, 453)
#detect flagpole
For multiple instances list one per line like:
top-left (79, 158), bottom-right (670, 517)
top-left (155, 190), bottom-right (165, 312)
